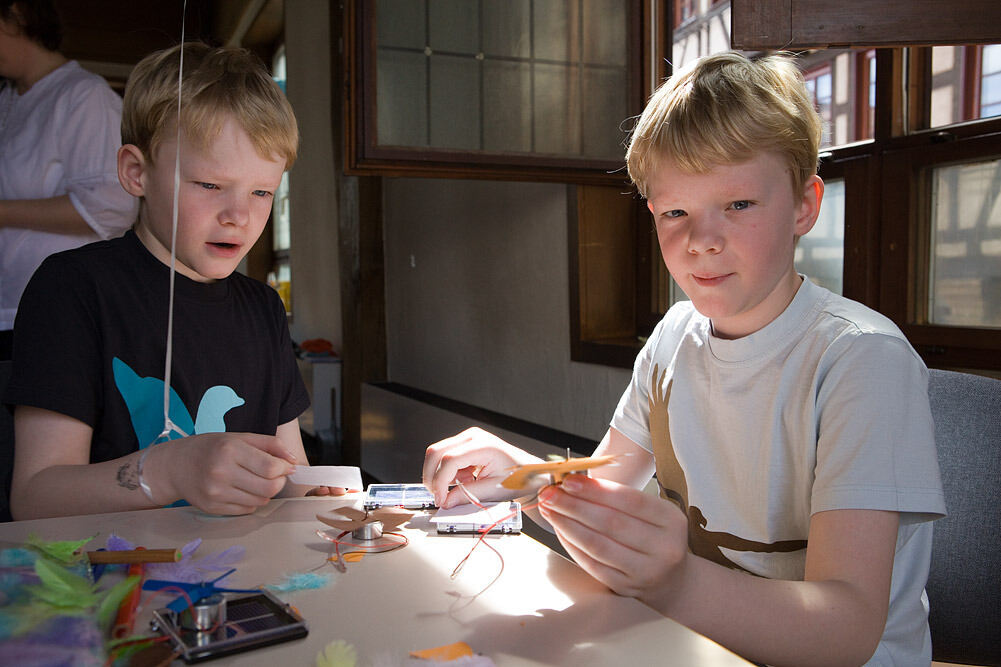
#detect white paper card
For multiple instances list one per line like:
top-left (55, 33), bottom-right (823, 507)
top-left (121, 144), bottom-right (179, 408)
top-left (288, 465), bottom-right (363, 489)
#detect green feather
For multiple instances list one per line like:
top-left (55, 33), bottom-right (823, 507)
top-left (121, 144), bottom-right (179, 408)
top-left (28, 557), bottom-right (96, 609)
top-left (26, 534), bottom-right (94, 564)
top-left (316, 640), bottom-right (358, 667)
top-left (95, 575), bottom-right (141, 631)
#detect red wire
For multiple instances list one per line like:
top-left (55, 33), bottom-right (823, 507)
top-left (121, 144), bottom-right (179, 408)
top-left (314, 529), bottom-right (409, 566)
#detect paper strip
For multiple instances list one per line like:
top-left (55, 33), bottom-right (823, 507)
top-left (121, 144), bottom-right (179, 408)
top-left (288, 465), bottom-right (363, 490)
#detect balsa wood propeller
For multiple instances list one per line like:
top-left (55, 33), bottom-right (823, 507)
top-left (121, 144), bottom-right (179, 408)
top-left (500, 454), bottom-right (619, 489)
top-left (316, 506), bottom-right (413, 533)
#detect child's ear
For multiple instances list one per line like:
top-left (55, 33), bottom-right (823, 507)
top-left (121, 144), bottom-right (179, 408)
top-left (117, 145), bottom-right (147, 198)
top-left (794, 175), bottom-right (824, 237)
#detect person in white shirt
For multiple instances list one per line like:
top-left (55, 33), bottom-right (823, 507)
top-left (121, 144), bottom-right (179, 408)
top-left (0, 0), bottom-right (137, 358)
top-left (424, 52), bottom-right (945, 666)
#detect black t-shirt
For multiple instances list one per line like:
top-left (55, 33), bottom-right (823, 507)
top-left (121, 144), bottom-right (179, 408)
top-left (4, 230), bottom-right (309, 463)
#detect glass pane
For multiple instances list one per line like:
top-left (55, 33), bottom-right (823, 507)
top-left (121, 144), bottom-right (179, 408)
top-left (930, 46), bottom-right (965, 128)
top-left (796, 178), bottom-right (844, 295)
top-left (984, 44), bottom-right (1001, 73)
top-left (429, 0), bottom-right (478, 53)
top-left (582, 65), bottom-right (628, 159)
top-left (273, 171), bottom-right (290, 251)
top-left (376, 49), bottom-right (427, 146)
top-left (583, 0), bottom-right (626, 66)
top-left (430, 55), bottom-right (480, 150)
top-left (534, 63), bottom-right (580, 155)
top-left (533, 0), bottom-right (573, 62)
top-left (483, 60), bottom-right (532, 152)
top-left (482, 0), bottom-right (530, 58)
top-left (980, 44), bottom-right (1001, 119)
top-left (370, 0), bottom-right (630, 163)
top-left (377, 0), bottom-right (426, 49)
top-left (929, 159), bottom-right (1001, 328)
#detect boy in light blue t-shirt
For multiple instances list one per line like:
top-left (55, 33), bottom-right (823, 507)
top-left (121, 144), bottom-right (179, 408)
top-left (423, 52), bottom-right (945, 665)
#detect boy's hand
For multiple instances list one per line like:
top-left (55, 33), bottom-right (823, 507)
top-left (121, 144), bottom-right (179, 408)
top-left (150, 432), bottom-right (298, 515)
top-left (537, 474), bottom-right (689, 601)
top-left (304, 486), bottom-right (352, 497)
top-left (423, 427), bottom-right (543, 508)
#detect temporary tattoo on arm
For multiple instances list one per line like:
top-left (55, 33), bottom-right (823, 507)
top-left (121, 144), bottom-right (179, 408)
top-left (117, 462), bottom-right (139, 491)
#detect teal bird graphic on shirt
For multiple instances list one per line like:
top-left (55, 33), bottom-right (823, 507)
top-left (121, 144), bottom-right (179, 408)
top-left (112, 357), bottom-right (245, 448)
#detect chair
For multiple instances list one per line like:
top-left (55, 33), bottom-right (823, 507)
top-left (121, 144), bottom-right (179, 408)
top-left (0, 360), bottom-right (13, 522)
top-left (926, 368), bottom-right (1001, 666)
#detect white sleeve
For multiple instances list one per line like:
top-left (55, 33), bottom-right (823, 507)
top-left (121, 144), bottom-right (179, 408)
top-left (812, 331), bottom-right (946, 523)
top-left (61, 80), bottom-right (137, 238)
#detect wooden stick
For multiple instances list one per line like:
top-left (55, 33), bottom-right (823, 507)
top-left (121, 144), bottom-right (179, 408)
top-left (87, 548), bottom-right (181, 564)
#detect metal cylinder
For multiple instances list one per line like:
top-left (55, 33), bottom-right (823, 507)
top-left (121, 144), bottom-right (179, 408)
top-left (352, 520), bottom-right (383, 540)
top-left (180, 594), bottom-right (226, 631)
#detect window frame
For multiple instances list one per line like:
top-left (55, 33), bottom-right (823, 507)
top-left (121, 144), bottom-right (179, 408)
top-left (571, 41), bottom-right (1001, 372)
top-left (342, 0), bottom-right (646, 185)
top-left (879, 120), bottom-right (1001, 370)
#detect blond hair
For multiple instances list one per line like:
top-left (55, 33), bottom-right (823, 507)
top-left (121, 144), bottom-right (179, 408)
top-left (626, 51), bottom-right (821, 198)
top-left (122, 42), bottom-right (298, 168)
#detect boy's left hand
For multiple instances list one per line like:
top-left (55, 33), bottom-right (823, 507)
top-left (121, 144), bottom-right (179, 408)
top-left (538, 474), bottom-right (689, 600)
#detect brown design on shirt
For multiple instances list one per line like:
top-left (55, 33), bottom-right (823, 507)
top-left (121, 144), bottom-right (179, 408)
top-left (649, 365), bottom-right (807, 572)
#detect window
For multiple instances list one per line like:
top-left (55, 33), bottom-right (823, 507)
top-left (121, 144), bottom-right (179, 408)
top-left (345, 0), bottom-right (644, 183)
top-left (675, 0), bottom-right (695, 28)
top-left (269, 46), bottom-right (292, 316)
top-left (981, 45), bottom-right (1001, 118)
top-left (926, 44), bottom-right (1001, 128)
top-left (929, 159), bottom-right (1001, 328)
top-left (855, 50), bottom-right (876, 141)
top-left (573, 3), bottom-right (1001, 372)
top-left (804, 65), bottom-right (833, 146)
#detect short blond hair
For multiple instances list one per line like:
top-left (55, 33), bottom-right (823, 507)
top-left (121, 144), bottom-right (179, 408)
top-left (122, 42), bottom-right (298, 168)
top-left (626, 51), bottom-right (821, 198)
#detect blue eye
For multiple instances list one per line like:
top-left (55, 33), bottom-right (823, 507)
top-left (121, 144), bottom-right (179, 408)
top-left (252, 190), bottom-right (273, 198)
top-left (730, 200), bottom-right (751, 211)
top-left (664, 209), bottom-right (686, 218)
top-left (197, 182), bottom-right (219, 190)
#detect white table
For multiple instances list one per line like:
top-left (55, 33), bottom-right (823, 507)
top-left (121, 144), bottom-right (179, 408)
top-left (0, 496), bottom-right (750, 666)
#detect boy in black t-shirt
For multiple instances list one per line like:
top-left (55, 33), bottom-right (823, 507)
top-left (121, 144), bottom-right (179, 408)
top-left (5, 43), bottom-right (344, 519)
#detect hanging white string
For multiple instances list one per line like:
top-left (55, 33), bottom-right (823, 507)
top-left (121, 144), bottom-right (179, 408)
top-left (152, 0), bottom-right (190, 445)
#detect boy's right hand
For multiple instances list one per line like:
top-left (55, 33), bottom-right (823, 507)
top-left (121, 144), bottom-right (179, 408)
top-left (145, 433), bottom-right (297, 515)
top-left (422, 427), bottom-right (543, 508)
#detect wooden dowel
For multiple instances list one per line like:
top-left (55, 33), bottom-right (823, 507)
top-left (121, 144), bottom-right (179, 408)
top-left (87, 548), bottom-right (181, 564)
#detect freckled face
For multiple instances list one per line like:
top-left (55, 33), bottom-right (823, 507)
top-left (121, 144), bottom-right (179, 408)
top-left (134, 115), bottom-right (286, 283)
top-left (646, 152), bottom-right (822, 339)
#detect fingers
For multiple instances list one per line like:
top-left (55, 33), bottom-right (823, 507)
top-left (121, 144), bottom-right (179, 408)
top-left (546, 474), bottom-right (680, 529)
top-left (305, 486), bottom-right (351, 497)
top-left (237, 432), bottom-right (299, 465)
top-left (423, 427), bottom-right (543, 507)
top-left (548, 516), bottom-right (637, 595)
top-left (423, 429), bottom-right (479, 500)
top-left (537, 475), bottom-right (688, 596)
top-left (175, 433), bottom-right (297, 514)
top-left (423, 429), bottom-right (498, 505)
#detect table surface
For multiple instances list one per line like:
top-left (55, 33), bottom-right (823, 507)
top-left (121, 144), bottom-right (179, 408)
top-left (0, 496), bottom-right (750, 666)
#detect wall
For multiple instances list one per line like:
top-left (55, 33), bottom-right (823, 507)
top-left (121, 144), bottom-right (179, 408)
top-left (284, 3), bottom-right (631, 443)
top-left (382, 177), bottom-right (632, 442)
top-left (284, 0), bottom-right (342, 349)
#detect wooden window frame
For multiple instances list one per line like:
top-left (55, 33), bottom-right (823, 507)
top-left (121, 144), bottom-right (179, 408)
top-left (854, 49), bottom-right (876, 141)
top-left (879, 120), bottom-right (1001, 370)
top-left (572, 40), bottom-right (1001, 372)
top-left (342, 0), bottom-right (645, 185)
top-left (570, 0), bottom-right (669, 367)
